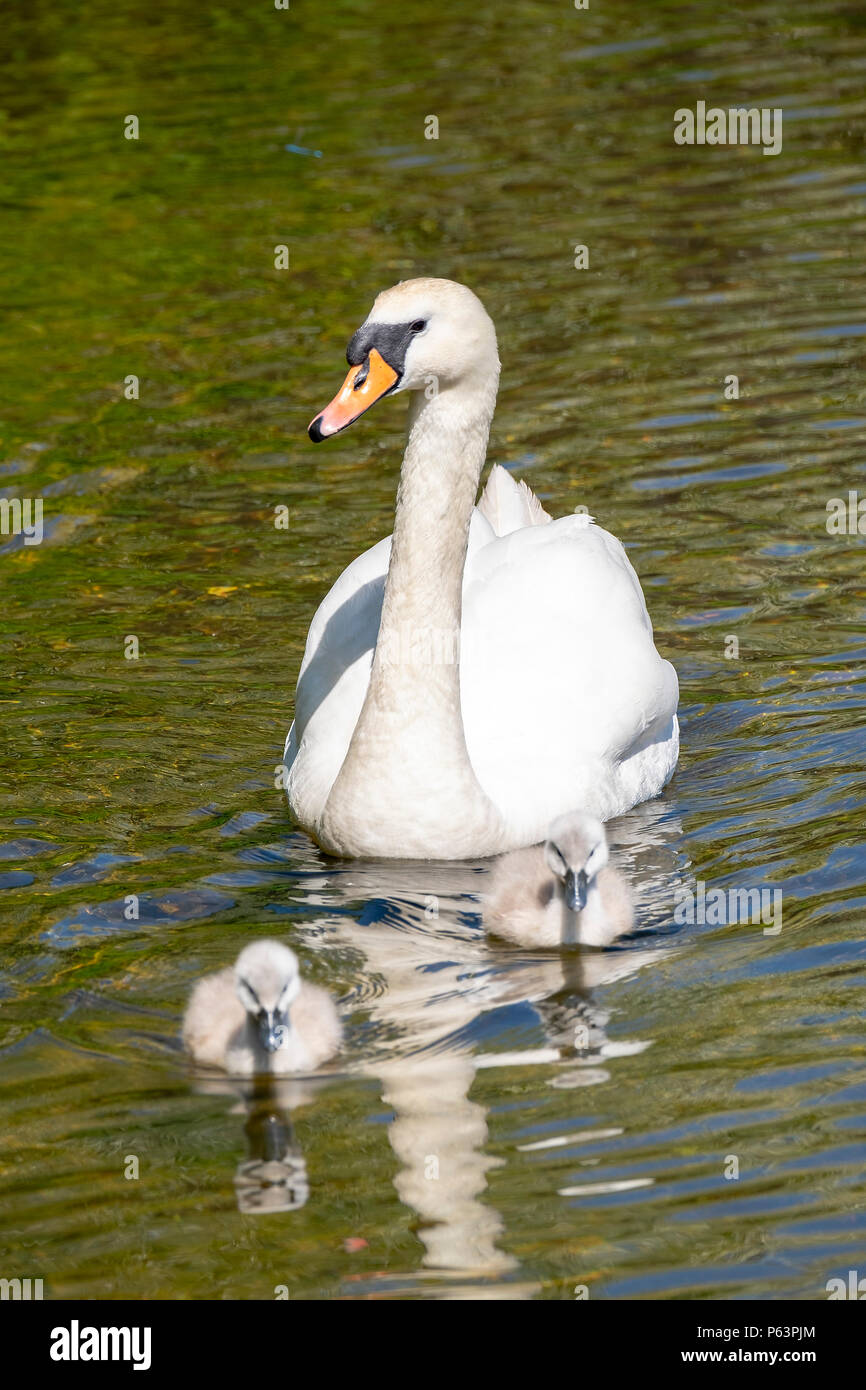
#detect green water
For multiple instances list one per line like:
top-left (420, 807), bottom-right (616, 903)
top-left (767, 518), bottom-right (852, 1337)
top-left (1, 0), bottom-right (866, 1299)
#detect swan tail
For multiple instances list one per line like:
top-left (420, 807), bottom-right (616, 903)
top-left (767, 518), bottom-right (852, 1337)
top-left (478, 463), bottom-right (552, 536)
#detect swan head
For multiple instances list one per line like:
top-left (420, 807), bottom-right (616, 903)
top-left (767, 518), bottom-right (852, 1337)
top-left (544, 812), bottom-right (609, 912)
top-left (234, 940), bottom-right (302, 1054)
top-left (309, 277), bottom-right (499, 441)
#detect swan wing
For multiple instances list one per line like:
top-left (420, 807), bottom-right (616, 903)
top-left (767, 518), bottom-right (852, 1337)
top-left (461, 513), bottom-right (679, 840)
top-left (285, 499), bottom-right (677, 843)
top-left (182, 968), bottom-right (242, 1069)
top-left (284, 535), bottom-right (388, 824)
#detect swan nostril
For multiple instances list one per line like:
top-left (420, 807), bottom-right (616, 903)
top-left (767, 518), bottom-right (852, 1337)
top-left (353, 358), bottom-right (370, 391)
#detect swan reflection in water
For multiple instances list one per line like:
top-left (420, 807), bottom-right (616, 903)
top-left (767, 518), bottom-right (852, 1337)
top-left (191, 1072), bottom-right (329, 1215)
top-left (245, 797), bottom-right (688, 1296)
top-left (190, 799), bottom-right (686, 1289)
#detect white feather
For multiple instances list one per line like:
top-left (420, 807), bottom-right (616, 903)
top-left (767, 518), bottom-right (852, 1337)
top-left (285, 278), bottom-right (679, 859)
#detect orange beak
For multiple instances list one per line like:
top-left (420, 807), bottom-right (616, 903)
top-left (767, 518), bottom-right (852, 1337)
top-left (308, 348), bottom-right (399, 442)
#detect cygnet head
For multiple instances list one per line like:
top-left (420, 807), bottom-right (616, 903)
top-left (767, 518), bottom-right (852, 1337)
top-left (308, 277), bottom-right (499, 441)
top-left (234, 940), bottom-right (302, 1055)
top-left (544, 812), bottom-right (609, 912)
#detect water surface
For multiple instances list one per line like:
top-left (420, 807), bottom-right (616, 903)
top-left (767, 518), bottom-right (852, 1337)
top-left (1, 0), bottom-right (865, 1299)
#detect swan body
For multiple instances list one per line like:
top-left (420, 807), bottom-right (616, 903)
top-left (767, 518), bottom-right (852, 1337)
top-left (182, 940), bottom-right (342, 1076)
top-left (286, 278), bottom-right (679, 859)
top-left (485, 812), bottom-right (634, 948)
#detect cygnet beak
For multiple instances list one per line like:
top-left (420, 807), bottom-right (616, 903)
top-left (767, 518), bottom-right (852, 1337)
top-left (258, 1010), bottom-right (290, 1054)
top-left (564, 868), bottom-right (589, 912)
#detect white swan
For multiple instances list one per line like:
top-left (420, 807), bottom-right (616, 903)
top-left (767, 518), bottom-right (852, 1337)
top-left (182, 940), bottom-right (342, 1075)
top-left (285, 278), bottom-right (678, 859)
top-left (485, 812), bottom-right (634, 948)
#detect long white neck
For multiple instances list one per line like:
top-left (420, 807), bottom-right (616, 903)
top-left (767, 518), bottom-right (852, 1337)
top-left (319, 370), bottom-right (508, 858)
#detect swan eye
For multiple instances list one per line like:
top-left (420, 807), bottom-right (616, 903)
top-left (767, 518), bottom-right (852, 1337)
top-left (237, 978), bottom-right (261, 1013)
top-left (584, 843), bottom-right (604, 876)
top-left (410, 319), bottom-right (427, 333)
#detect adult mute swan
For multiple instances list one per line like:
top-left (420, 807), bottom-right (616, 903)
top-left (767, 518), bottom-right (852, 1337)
top-left (285, 278), bottom-right (678, 859)
top-left (485, 812), bottom-right (634, 948)
top-left (182, 941), bottom-right (342, 1075)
